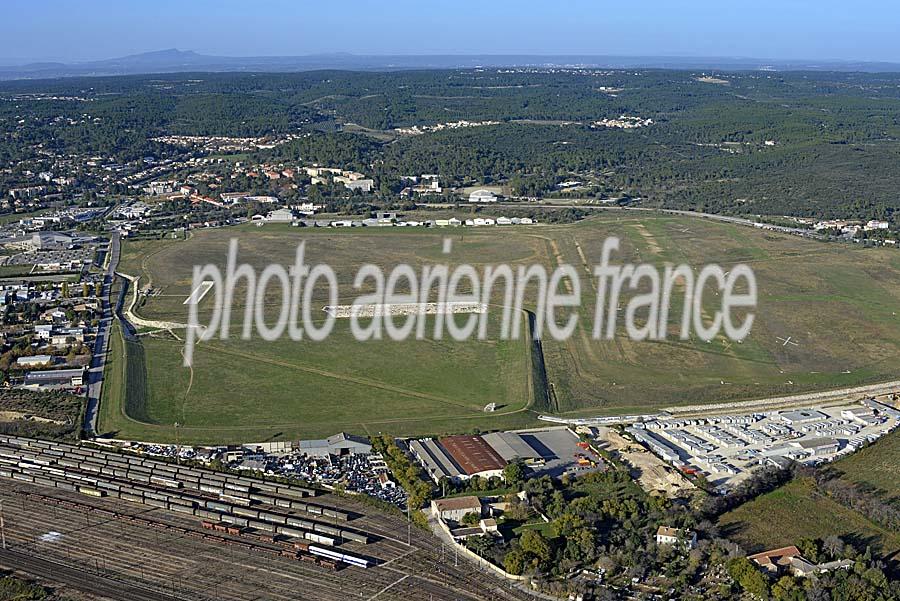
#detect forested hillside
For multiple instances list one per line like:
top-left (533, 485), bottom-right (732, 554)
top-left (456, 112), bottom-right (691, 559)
top-left (2, 68), bottom-right (899, 221)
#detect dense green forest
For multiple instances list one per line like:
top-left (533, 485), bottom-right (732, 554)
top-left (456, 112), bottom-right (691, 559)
top-left (2, 68), bottom-right (899, 221)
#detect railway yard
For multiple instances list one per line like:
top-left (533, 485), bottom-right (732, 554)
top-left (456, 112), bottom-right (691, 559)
top-left (0, 436), bottom-right (527, 601)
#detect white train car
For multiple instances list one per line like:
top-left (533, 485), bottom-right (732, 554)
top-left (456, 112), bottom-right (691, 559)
top-left (308, 545), bottom-right (372, 568)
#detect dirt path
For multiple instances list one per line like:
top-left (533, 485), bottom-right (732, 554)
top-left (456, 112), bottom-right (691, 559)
top-left (663, 380), bottom-right (900, 416)
top-left (118, 272), bottom-right (190, 331)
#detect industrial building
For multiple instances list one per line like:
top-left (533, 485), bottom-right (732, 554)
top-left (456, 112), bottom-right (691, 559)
top-left (31, 231), bottom-right (75, 250)
top-left (480, 431), bottom-right (544, 464)
top-left (468, 189), bottom-right (497, 203)
top-left (15, 355), bottom-right (53, 368)
top-left (627, 428), bottom-right (682, 463)
top-left (779, 409), bottom-right (827, 424)
top-left (265, 208), bottom-right (295, 223)
top-left (790, 437), bottom-right (840, 456)
top-left (409, 438), bottom-right (464, 482)
top-left (408, 435), bottom-right (506, 483)
top-left (22, 367), bottom-right (84, 389)
top-left (298, 433), bottom-right (372, 457)
top-left (411, 427), bottom-right (603, 483)
top-left (438, 435), bottom-right (506, 479)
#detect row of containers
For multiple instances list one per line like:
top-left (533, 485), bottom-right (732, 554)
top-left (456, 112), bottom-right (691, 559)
top-left (27, 490), bottom-right (369, 570)
top-left (0, 437), bottom-right (368, 547)
top-left (1, 436), bottom-right (321, 503)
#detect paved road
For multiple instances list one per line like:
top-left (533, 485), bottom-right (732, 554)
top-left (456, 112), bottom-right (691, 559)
top-left (0, 547), bottom-right (185, 601)
top-left (82, 231), bottom-right (120, 436)
top-left (427, 515), bottom-right (553, 601)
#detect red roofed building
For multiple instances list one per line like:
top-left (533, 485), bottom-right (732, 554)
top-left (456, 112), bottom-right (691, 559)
top-left (439, 435), bottom-right (507, 479)
top-left (748, 546), bottom-right (810, 576)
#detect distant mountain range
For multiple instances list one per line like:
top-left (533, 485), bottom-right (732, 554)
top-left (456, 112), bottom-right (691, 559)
top-left (1, 49), bottom-right (899, 80)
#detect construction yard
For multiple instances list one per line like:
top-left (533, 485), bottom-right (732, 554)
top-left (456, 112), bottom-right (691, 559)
top-left (599, 427), bottom-right (695, 497)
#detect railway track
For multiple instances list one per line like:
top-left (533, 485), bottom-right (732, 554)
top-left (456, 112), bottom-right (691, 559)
top-left (6, 485), bottom-right (525, 600)
top-left (0, 436), bottom-right (531, 600)
top-left (0, 547), bottom-right (188, 601)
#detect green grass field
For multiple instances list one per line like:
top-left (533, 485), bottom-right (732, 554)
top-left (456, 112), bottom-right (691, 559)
top-left (830, 429), bottom-right (900, 505)
top-left (718, 435), bottom-right (900, 564)
top-left (99, 214), bottom-right (900, 443)
top-left (105, 229), bottom-right (539, 442)
top-left (718, 477), bottom-right (900, 562)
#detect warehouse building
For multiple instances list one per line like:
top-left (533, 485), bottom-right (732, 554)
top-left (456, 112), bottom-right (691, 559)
top-left (409, 438), bottom-right (464, 482)
top-left (413, 428), bottom-right (604, 482)
top-left (15, 355), bottom-right (53, 368)
top-left (626, 427), bottom-right (682, 464)
top-left (298, 433), bottom-right (372, 457)
top-left (439, 435), bottom-right (506, 479)
top-left (779, 409), bottom-right (827, 424)
top-left (31, 231), bottom-right (75, 250)
top-left (481, 431), bottom-right (544, 464)
top-left (409, 435), bottom-right (508, 483)
top-left (790, 437), bottom-right (840, 456)
top-left (265, 208), bottom-right (294, 223)
top-left (482, 427), bottom-right (604, 478)
top-left (22, 368), bottom-right (84, 389)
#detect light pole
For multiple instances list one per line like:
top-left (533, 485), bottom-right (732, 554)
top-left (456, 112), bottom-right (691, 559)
top-left (406, 500), bottom-right (411, 546)
top-left (0, 500), bottom-right (6, 550)
top-left (174, 422), bottom-right (181, 464)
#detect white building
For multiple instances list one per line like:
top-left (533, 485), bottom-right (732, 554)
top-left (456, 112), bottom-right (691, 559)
top-left (656, 526), bottom-right (697, 549)
top-left (865, 220), bottom-right (890, 231)
top-left (31, 231), bottom-right (73, 250)
top-left (22, 368), bottom-right (85, 389)
top-left (266, 208), bottom-right (294, 223)
top-left (16, 355), bottom-right (53, 367)
top-left (344, 179), bottom-right (374, 193)
top-left (297, 432), bottom-right (372, 457)
top-left (790, 437), bottom-right (840, 456)
top-left (468, 189), bottom-right (497, 203)
top-left (294, 202), bottom-right (322, 215)
top-left (780, 409), bottom-right (827, 425)
top-left (431, 496), bottom-right (482, 522)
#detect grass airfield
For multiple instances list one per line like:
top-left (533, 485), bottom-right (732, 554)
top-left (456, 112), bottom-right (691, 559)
top-left (100, 214), bottom-right (900, 443)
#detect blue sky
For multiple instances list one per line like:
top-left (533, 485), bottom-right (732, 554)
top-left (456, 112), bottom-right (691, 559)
top-left (3, 0), bottom-right (898, 63)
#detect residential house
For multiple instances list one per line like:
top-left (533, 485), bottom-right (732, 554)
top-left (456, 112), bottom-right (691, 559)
top-left (655, 526), bottom-right (697, 549)
top-left (431, 496), bottom-right (483, 522)
top-left (748, 546), bottom-right (805, 575)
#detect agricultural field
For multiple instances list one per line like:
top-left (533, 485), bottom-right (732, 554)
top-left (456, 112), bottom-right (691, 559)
top-left (718, 477), bottom-right (900, 563)
top-left (100, 213), bottom-right (900, 443)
